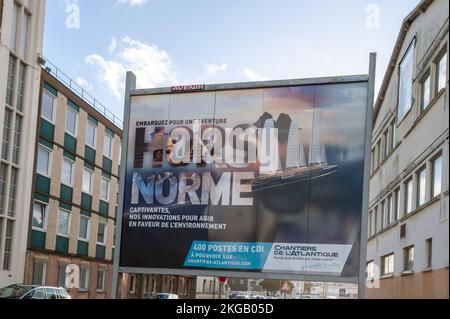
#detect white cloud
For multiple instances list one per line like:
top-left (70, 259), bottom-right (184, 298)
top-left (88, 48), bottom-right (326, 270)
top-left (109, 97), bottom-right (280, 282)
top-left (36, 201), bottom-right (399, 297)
top-left (203, 63), bottom-right (228, 76)
top-left (237, 68), bottom-right (268, 82)
top-left (116, 0), bottom-right (147, 5)
top-left (75, 76), bottom-right (93, 91)
top-left (85, 37), bottom-right (178, 99)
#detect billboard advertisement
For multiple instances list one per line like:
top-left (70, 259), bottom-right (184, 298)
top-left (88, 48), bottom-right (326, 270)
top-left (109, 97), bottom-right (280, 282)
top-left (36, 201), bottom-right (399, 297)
top-left (118, 78), bottom-right (370, 279)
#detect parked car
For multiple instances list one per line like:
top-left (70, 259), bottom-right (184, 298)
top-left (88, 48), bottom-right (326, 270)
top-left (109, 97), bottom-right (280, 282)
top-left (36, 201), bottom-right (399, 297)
top-left (252, 295), bottom-right (266, 299)
top-left (151, 293), bottom-right (179, 299)
top-left (0, 285), bottom-right (71, 299)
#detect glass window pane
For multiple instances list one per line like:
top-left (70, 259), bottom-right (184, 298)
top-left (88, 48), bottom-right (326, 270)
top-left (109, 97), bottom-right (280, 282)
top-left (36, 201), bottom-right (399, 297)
top-left (19, 13), bottom-right (30, 58)
top-left (437, 52), bottom-right (447, 92)
top-left (82, 169), bottom-right (92, 194)
top-left (41, 91), bottom-right (55, 122)
top-left (97, 221), bottom-right (106, 244)
top-left (432, 155), bottom-right (442, 197)
top-left (86, 122), bottom-right (96, 147)
top-left (406, 179), bottom-right (413, 214)
top-left (418, 168), bottom-right (426, 206)
top-left (5, 56), bottom-right (16, 106)
top-left (32, 202), bottom-right (46, 229)
top-left (422, 74), bottom-right (431, 110)
top-left (61, 159), bottom-right (73, 185)
top-left (12, 115), bottom-right (22, 164)
top-left (10, 3), bottom-right (19, 50)
top-left (398, 43), bottom-right (414, 121)
top-left (37, 147), bottom-right (50, 176)
top-left (104, 133), bottom-right (112, 158)
top-left (57, 211), bottom-right (70, 236)
top-left (65, 107), bottom-right (77, 135)
top-left (101, 178), bottom-right (109, 200)
top-left (79, 216), bottom-right (89, 240)
top-left (32, 262), bottom-right (45, 285)
top-left (2, 109), bottom-right (12, 160)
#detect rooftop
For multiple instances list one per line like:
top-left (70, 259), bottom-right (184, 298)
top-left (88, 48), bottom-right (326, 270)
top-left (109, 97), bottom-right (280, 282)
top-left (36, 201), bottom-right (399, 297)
top-left (40, 57), bottom-right (123, 129)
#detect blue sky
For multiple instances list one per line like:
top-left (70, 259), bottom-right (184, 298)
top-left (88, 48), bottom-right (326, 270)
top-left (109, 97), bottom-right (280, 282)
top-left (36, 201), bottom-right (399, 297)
top-left (43, 0), bottom-right (421, 121)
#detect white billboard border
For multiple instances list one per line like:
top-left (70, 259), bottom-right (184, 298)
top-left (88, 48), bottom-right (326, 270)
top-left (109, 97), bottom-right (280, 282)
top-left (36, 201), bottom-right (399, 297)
top-left (112, 53), bottom-right (376, 299)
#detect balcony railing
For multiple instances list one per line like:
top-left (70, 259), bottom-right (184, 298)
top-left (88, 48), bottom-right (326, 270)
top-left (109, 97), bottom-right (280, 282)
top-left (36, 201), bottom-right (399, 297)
top-left (41, 57), bottom-right (123, 129)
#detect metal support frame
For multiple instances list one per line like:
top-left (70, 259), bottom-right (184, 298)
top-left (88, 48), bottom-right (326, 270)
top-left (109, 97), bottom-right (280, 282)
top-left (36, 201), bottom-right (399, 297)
top-left (112, 54), bottom-right (377, 299)
top-left (358, 53), bottom-right (377, 299)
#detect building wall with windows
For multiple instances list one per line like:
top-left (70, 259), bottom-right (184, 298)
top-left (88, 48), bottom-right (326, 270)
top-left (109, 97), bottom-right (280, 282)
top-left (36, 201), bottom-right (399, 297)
top-left (366, 0), bottom-right (449, 299)
top-left (23, 69), bottom-right (122, 299)
top-left (117, 273), bottom-right (196, 299)
top-left (0, 0), bottom-right (46, 287)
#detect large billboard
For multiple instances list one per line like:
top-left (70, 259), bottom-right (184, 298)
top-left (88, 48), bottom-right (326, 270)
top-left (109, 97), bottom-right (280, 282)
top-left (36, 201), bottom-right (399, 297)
top-left (118, 77), bottom-right (371, 280)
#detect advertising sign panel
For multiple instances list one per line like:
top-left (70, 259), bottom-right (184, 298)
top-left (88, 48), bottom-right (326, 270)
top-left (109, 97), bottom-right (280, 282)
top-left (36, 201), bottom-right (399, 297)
top-left (117, 75), bottom-right (372, 281)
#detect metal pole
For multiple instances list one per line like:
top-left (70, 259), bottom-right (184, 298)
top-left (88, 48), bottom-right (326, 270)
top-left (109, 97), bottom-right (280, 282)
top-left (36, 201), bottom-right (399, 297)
top-left (112, 71), bottom-right (137, 299)
top-left (358, 52), bottom-right (377, 299)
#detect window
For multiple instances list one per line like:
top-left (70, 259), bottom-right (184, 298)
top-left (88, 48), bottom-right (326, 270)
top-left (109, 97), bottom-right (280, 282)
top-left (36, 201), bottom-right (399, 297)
top-left (431, 154), bottom-right (442, 198)
top-left (373, 206), bottom-right (378, 234)
top-left (97, 269), bottom-right (105, 291)
top-left (421, 71), bottom-right (431, 110)
top-left (366, 261), bottom-right (375, 279)
top-left (12, 115), bottom-right (22, 164)
top-left (79, 267), bottom-right (89, 290)
top-left (3, 220), bottom-right (14, 270)
top-left (0, 164), bottom-right (8, 215)
top-left (17, 63), bottom-right (26, 112)
top-left (46, 288), bottom-right (58, 300)
top-left (24, 288), bottom-right (45, 299)
top-left (367, 211), bottom-right (372, 237)
top-left (19, 12), bottom-right (30, 58)
top-left (8, 168), bottom-right (18, 217)
top-left (370, 149), bottom-right (375, 173)
top-left (425, 238), bottom-right (432, 269)
top-left (381, 253), bottom-right (394, 276)
top-left (57, 265), bottom-right (67, 288)
top-left (37, 146), bottom-right (51, 176)
top-left (57, 210), bottom-right (70, 237)
top-left (394, 188), bottom-right (401, 221)
top-left (386, 195), bottom-right (392, 226)
top-left (383, 129), bottom-right (389, 158)
top-left (32, 261), bottom-right (46, 285)
top-left (10, 2), bottom-right (19, 50)
top-left (78, 215), bottom-right (90, 241)
top-left (41, 90), bottom-right (55, 122)
top-left (398, 41), bottom-right (415, 121)
top-left (376, 140), bottom-right (381, 167)
top-left (86, 121), bottom-right (97, 148)
top-left (97, 219), bottom-right (107, 245)
top-left (405, 178), bottom-right (413, 215)
top-left (65, 106), bottom-right (78, 136)
top-left (389, 120), bottom-right (396, 151)
top-left (417, 167), bottom-right (426, 207)
top-left (436, 51), bottom-right (447, 93)
top-left (2, 109), bottom-right (12, 160)
top-left (104, 132), bottom-right (113, 158)
top-left (82, 168), bottom-right (93, 194)
top-left (32, 202), bottom-right (46, 230)
top-left (101, 177), bottom-right (110, 201)
top-left (403, 246), bottom-right (414, 272)
top-left (61, 158), bottom-right (74, 186)
top-left (380, 200), bottom-right (385, 229)
top-left (5, 56), bottom-right (16, 106)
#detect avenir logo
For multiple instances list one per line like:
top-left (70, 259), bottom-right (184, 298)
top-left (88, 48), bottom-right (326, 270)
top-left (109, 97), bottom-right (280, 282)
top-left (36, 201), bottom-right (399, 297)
top-left (171, 84), bottom-right (206, 92)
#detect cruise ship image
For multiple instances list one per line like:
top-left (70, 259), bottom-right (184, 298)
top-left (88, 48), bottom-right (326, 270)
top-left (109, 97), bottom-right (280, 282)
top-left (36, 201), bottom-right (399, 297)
top-left (251, 111), bottom-right (339, 192)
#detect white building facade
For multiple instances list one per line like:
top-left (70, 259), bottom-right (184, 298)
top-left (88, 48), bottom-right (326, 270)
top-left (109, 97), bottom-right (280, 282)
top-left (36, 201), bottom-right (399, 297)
top-left (0, 0), bottom-right (46, 287)
top-left (366, 0), bottom-right (448, 298)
